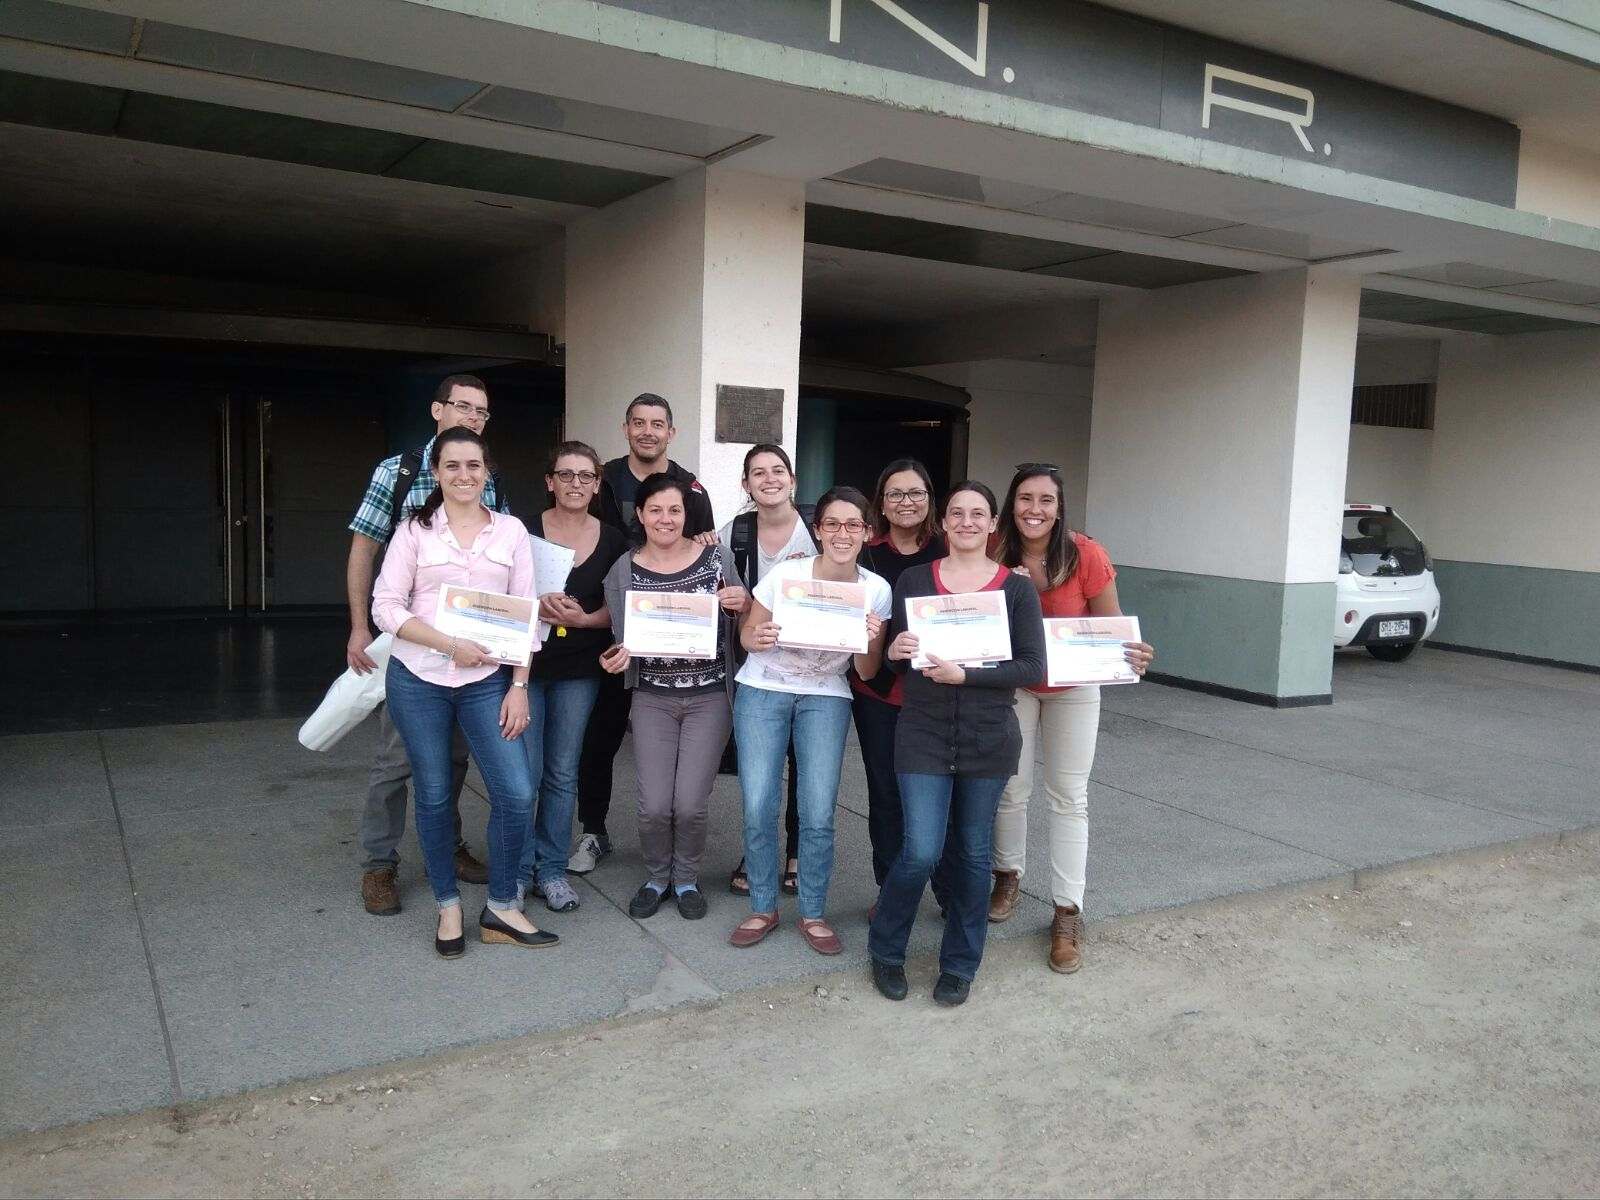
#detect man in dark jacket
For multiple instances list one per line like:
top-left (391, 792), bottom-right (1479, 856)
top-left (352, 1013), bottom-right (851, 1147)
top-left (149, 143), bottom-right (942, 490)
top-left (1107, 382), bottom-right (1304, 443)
top-left (596, 393), bottom-right (716, 544)
top-left (571, 392), bottom-right (719, 874)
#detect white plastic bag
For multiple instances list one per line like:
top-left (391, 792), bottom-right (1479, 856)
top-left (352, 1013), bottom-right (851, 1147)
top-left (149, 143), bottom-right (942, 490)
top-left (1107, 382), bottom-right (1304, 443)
top-left (297, 634), bottom-right (394, 751)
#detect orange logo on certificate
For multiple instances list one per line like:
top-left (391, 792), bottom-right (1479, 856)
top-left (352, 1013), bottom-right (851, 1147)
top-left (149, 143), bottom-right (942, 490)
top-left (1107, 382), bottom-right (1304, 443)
top-left (448, 592), bottom-right (473, 610)
top-left (785, 585), bottom-right (807, 600)
top-left (1052, 623), bottom-right (1073, 639)
top-left (917, 603), bottom-right (939, 619)
top-left (634, 597), bottom-right (655, 612)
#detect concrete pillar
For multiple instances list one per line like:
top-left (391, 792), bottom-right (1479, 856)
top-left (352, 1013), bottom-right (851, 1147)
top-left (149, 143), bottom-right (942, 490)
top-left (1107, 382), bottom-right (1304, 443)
top-left (564, 167), bottom-right (805, 522)
top-left (1086, 268), bottom-right (1360, 704)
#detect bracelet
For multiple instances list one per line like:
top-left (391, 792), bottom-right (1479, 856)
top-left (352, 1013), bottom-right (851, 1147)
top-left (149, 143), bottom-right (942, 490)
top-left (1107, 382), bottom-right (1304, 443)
top-left (511, 680), bottom-right (528, 689)
top-left (449, 635), bottom-right (458, 662)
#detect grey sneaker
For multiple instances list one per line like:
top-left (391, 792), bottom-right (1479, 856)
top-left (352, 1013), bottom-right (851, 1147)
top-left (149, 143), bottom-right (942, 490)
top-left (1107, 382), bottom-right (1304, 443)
top-left (567, 833), bottom-right (605, 874)
top-left (540, 877), bottom-right (580, 912)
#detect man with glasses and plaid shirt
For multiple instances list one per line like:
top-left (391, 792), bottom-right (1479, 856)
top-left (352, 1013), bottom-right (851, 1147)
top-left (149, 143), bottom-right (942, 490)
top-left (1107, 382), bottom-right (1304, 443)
top-left (345, 374), bottom-right (507, 916)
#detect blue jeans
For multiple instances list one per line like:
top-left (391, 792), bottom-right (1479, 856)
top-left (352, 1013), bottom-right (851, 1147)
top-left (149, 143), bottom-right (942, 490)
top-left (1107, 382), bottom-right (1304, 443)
top-left (384, 659), bottom-right (532, 911)
top-left (516, 675), bottom-right (601, 891)
top-left (868, 772), bottom-right (1007, 981)
top-left (735, 685), bottom-right (851, 919)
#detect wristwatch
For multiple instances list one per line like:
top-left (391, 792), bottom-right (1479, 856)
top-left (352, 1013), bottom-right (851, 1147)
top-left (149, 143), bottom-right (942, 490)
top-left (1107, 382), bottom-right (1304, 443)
top-left (510, 681), bottom-right (528, 690)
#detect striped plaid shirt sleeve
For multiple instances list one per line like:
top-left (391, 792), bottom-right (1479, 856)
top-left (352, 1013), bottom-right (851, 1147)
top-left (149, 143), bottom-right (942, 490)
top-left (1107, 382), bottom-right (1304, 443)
top-left (348, 457), bottom-right (401, 544)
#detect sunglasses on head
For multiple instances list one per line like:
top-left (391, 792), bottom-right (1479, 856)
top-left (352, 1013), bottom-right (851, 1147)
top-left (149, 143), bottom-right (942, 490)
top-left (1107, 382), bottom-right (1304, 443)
top-left (1014, 462), bottom-right (1061, 474)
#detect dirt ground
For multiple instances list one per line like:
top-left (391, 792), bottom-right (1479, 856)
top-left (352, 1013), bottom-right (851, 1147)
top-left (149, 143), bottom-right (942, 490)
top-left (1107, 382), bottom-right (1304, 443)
top-left (4, 837), bottom-right (1598, 1199)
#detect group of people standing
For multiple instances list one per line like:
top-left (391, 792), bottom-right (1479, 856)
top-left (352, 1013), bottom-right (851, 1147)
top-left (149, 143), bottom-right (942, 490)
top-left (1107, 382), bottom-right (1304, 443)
top-left (345, 376), bottom-right (1153, 1002)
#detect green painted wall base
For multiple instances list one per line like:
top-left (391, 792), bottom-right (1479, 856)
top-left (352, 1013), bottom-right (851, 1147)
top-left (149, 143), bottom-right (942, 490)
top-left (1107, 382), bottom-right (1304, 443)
top-left (1433, 560), bottom-right (1600, 670)
top-left (1113, 566), bottom-right (1335, 704)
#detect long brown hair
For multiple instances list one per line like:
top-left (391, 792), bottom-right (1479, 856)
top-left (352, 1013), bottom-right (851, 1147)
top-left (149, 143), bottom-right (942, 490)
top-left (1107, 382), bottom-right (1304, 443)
top-left (995, 465), bottom-right (1078, 588)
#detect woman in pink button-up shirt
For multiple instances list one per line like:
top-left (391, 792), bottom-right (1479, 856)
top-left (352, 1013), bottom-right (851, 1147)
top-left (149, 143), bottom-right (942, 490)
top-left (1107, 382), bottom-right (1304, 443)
top-left (372, 427), bottom-right (557, 959)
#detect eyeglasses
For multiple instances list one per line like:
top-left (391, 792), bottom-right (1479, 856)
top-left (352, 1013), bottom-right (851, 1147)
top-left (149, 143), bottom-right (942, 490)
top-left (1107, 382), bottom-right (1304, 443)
top-left (551, 469), bottom-right (598, 485)
top-left (883, 488), bottom-right (928, 504)
top-left (818, 518), bottom-right (867, 533)
top-left (446, 399), bottom-right (491, 422)
top-left (1014, 462), bottom-right (1060, 473)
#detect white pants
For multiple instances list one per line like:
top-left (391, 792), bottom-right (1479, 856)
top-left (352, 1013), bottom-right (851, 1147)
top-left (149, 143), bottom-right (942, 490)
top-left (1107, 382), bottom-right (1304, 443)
top-left (992, 685), bottom-right (1101, 909)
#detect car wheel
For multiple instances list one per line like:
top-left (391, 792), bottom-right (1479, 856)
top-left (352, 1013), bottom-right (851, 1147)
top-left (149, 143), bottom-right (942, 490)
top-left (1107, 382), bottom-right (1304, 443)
top-left (1367, 641), bottom-right (1418, 662)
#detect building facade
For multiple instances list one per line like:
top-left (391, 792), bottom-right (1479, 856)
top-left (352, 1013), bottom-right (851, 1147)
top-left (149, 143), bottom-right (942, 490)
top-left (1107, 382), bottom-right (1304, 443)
top-left (3, 0), bottom-right (1598, 700)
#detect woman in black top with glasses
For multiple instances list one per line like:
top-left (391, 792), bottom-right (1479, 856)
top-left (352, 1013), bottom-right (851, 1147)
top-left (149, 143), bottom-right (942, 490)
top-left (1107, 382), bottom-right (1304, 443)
top-left (850, 459), bottom-right (946, 894)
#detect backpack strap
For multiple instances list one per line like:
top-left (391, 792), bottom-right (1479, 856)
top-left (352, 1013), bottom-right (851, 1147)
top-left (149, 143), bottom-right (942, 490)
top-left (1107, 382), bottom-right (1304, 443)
top-left (729, 510), bottom-right (758, 588)
top-left (388, 446), bottom-right (426, 539)
top-left (797, 503), bottom-right (820, 551)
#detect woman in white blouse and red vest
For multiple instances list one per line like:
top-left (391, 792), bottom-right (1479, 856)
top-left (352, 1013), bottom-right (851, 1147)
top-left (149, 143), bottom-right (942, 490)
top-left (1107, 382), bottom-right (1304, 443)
top-left (372, 426), bottom-right (556, 959)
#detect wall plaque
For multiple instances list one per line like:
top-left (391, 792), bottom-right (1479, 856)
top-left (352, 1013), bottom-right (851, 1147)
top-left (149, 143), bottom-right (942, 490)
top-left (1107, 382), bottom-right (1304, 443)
top-left (715, 384), bottom-right (784, 444)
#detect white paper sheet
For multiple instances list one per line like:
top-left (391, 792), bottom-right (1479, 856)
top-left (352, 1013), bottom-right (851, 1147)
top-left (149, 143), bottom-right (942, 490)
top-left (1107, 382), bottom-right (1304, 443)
top-left (528, 534), bottom-right (577, 643)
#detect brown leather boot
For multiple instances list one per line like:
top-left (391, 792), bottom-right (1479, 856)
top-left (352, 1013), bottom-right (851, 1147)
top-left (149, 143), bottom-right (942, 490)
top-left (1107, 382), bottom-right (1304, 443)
top-left (1049, 903), bottom-right (1083, 974)
top-left (453, 847), bottom-right (489, 885)
top-left (361, 868), bottom-right (401, 916)
top-left (988, 870), bottom-right (1021, 923)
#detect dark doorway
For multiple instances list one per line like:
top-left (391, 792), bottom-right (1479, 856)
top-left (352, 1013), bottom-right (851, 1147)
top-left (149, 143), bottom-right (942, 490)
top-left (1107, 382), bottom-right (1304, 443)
top-left (0, 335), bottom-right (562, 617)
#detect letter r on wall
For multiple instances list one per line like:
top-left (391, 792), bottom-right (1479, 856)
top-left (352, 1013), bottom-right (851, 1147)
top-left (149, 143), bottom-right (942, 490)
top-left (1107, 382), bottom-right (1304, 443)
top-left (1202, 64), bottom-right (1316, 154)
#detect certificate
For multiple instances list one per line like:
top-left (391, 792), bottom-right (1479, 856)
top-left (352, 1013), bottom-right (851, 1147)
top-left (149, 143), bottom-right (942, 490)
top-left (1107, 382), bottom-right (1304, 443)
top-left (433, 585), bottom-right (537, 665)
top-left (527, 534), bottom-right (577, 644)
top-left (623, 590), bottom-right (718, 660)
top-left (1044, 616), bottom-right (1142, 687)
top-left (772, 579), bottom-right (869, 653)
top-left (904, 592), bottom-right (1011, 668)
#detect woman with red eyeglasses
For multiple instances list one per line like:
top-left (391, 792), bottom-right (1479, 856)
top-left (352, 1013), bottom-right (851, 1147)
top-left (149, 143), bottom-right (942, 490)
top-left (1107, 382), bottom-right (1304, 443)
top-left (729, 487), bottom-right (891, 955)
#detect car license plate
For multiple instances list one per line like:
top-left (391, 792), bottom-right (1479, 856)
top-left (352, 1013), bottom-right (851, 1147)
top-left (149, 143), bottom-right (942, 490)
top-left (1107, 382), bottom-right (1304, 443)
top-left (1378, 619), bottom-right (1411, 639)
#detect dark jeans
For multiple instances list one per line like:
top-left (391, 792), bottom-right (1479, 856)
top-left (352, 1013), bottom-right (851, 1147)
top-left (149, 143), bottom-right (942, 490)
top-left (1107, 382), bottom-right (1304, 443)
top-left (868, 772), bottom-right (1007, 982)
top-left (576, 669), bottom-right (631, 839)
top-left (850, 693), bottom-right (905, 886)
top-left (517, 675), bottom-right (601, 889)
top-left (384, 660), bottom-right (533, 911)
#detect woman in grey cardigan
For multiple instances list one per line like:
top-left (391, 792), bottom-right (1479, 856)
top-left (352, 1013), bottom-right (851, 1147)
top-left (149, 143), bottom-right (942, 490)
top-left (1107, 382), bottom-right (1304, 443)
top-left (866, 481), bottom-right (1046, 1007)
top-left (600, 474), bottom-right (748, 921)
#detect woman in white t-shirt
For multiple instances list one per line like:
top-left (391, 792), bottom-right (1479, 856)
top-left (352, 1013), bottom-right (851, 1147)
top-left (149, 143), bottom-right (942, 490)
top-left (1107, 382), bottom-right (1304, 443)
top-left (728, 486), bottom-right (892, 955)
top-left (717, 444), bottom-right (819, 898)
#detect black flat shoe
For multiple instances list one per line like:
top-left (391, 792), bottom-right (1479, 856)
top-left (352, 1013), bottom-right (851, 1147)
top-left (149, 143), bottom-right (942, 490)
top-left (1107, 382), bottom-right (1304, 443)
top-left (933, 973), bottom-right (970, 1006)
top-left (478, 906), bottom-right (559, 949)
top-left (871, 958), bottom-right (908, 1002)
top-left (675, 886), bottom-right (707, 920)
top-left (435, 933), bottom-right (465, 960)
top-left (629, 883), bottom-right (666, 919)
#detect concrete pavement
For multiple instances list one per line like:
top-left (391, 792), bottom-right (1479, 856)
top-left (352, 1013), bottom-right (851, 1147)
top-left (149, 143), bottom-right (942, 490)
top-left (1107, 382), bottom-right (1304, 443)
top-left (2, 646), bottom-right (1596, 1138)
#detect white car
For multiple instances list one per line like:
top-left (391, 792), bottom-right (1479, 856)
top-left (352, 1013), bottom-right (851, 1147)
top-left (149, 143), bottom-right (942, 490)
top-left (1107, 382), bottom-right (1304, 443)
top-left (1334, 504), bottom-right (1441, 662)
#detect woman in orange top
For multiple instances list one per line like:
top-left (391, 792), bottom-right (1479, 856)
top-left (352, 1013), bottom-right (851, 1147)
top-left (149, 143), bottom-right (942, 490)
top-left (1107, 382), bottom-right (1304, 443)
top-left (987, 463), bottom-right (1153, 974)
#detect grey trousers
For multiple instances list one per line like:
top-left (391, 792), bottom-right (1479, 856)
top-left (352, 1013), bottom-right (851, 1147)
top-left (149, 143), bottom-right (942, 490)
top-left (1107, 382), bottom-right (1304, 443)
top-left (359, 701), bottom-right (469, 872)
top-left (630, 689), bottom-right (732, 889)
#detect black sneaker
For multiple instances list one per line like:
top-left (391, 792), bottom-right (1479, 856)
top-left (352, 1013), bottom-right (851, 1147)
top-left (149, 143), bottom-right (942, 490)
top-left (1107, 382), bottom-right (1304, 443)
top-left (933, 973), bottom-right (970, 1007)
top-left (628, 883), bottom-right (666, 919)
top-left (871, 959), bottom-right (908, 1001)
top-left (675, 886), bottom-right (708, 920)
